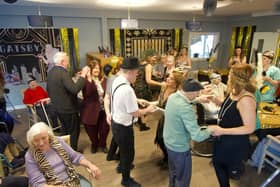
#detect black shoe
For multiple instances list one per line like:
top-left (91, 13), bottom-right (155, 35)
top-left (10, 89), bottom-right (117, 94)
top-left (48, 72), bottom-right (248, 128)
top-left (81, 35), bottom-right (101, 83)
top-left (107, 154), bottom-right (120, 161)
top-left (121, 178), bottom-right (141, 187)
top-left (139, 125), bottom-right (150, 131)
top-left (101, 147), bottom-right (108, 153)
top-left (10, 158), bottom-right (25, 169)
top-left (91, 146), bottom-right (97, 154)
top-left (229, 164), bottom-right (245, 180)
top-left (117, 163), bottom-right (135, 173)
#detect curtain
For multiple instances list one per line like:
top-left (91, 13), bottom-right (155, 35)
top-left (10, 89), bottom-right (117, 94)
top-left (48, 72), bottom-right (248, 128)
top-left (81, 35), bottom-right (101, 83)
top-left (60, 28), bottom-right (80, 75)
top-left (110, 28), bottom-right (183, 58)
top-left (229, 26), bottom-right (256, 62)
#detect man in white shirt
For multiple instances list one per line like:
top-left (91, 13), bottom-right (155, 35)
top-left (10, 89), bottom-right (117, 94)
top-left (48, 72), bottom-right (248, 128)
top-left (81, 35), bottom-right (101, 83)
top-left (111, 57), bottom-right (155, 187)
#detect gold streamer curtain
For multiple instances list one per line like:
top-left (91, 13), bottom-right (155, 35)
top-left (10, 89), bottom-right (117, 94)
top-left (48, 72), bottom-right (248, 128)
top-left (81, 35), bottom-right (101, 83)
top-left (60, 28), bottom-right (80, 71)
top-left (229, 26), bottom-right (256, 62)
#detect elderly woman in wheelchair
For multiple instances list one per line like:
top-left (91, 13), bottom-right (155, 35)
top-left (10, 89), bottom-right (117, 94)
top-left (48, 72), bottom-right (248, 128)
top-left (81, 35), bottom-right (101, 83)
top-left (25, 122), bottom-right (101, 187)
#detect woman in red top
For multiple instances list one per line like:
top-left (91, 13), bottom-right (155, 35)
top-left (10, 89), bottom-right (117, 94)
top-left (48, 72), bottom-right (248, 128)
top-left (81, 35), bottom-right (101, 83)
top-left (23, 76), bottom-right (58, 128)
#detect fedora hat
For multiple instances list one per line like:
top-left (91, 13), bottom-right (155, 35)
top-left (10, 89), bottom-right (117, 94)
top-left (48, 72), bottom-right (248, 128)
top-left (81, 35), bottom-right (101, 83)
top-left (120, 57), bottom-right (140, 70)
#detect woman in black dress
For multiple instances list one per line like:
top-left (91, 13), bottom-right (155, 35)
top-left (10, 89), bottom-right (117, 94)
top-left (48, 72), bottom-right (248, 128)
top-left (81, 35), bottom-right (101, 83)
top-left (210, 64), bottom-right (257, 187)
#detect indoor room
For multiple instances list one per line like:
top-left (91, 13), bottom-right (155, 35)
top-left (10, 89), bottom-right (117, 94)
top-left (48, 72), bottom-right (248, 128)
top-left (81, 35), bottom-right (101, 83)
top-left (0, 0), bottom-right (280, 187)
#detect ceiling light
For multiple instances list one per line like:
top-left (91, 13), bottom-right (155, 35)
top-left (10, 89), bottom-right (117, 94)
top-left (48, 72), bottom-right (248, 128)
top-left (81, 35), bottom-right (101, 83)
top-left (24, 0), bottom-right (60, 3)
top-left (175, 0), bottom-right (231, 11)
top-left (96, 0), bottom-right (156, 7)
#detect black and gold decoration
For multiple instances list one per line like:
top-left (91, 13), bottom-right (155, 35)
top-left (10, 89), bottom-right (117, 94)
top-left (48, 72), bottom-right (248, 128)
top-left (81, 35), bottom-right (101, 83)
top-left (60, 28), bottom-right (80, 75)
top-left (0, 28), bottom-right (61, 83)
top-left (110, 28), bottom-right (183, 58)
top-left (229, 26), bottom-right (256, 62)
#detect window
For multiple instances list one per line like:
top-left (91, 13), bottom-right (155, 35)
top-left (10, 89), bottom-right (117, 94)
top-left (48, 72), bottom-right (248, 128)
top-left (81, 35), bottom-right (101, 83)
top-left (188, 32), bottom-right (220, 59)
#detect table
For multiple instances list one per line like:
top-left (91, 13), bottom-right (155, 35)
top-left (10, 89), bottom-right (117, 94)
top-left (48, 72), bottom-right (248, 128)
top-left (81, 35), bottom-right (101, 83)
top-left (258, 102), bottom-right (280, 129)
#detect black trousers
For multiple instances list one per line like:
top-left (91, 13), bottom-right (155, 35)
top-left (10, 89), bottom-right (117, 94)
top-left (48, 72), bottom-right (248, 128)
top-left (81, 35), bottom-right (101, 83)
top-left (112, 121), bottom-right (134, 181)
top-left (107, 122), bottom-right (118, 160)
top-left (57, 112), bottom-right (80, 151)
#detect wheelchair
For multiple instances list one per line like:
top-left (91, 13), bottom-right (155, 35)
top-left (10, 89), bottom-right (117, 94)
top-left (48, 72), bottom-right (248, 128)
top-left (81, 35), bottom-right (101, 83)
top-left (0, 122), bottom-right (25, 177)
top-left (191, 103), bottom-right (216, 158)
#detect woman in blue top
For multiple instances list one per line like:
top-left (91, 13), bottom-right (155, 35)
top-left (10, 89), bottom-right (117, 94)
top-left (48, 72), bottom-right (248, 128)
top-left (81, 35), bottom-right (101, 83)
top-left (259, 50), bottom-right (280, 102)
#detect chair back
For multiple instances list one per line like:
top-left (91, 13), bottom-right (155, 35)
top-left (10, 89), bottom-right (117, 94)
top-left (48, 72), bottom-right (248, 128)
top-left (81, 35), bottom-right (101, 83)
top-left (60, 135), bottom-right (70, 145)
top-left (196, 103), bottom-right (205, 125)
top-left (258, 135), bottom-right (280, 174)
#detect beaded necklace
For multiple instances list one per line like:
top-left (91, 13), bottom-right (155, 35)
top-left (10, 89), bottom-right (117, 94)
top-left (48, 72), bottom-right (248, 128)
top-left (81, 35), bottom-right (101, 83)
top-left (217, 96), bottom-right (234, 125)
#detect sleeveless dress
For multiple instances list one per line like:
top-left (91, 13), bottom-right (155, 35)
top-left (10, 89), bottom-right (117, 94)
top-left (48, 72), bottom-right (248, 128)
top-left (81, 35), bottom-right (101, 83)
top-left (213, 96), bottom-right (250, 173)
top-left (133, 64), bottom-right (152, 101)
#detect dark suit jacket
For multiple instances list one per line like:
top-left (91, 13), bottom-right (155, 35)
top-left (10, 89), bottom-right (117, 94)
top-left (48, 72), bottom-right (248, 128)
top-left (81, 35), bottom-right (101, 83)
top-left (81, 78), bottom-right (106, 125)
top-left (47, 66), bottom-right (85, 114)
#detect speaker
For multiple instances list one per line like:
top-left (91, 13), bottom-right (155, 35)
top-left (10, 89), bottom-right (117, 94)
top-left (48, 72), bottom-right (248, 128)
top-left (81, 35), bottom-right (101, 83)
top-left (27, 15), bottom-right (53, 27)
top-left (4, 0), bottom-right (17, 3)
top-left (203, 0), bottom-right (217, 16)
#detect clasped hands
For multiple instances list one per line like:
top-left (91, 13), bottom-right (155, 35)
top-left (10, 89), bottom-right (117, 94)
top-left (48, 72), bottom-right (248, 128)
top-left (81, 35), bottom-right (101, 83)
top-left (137, 99), bottom-right (157, 113)
top-left (207, 125), bottom-right (225, 137)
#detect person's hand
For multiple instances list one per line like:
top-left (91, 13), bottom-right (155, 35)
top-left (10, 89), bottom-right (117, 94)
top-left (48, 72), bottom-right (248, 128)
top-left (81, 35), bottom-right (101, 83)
top-left (37, 54), bottom-right (43, 59)
top-left (81, 66), bottom-right (90, 78)
top-left (196, 95), bottom-right (211, 103)
top-left (207, 125), bottom-right (224, 136)
top-left (160, 81), bottom-right (166, 87)
top-left (146, 104), bottom-right (157, 113)
top-left (87, 164), bottom-right (101, 180)
top-left (137, 98), bottom-right (149, 107)
top-left (201, 85), bottom-right (212, 95)
top-left (106, 113), bottom-right (112, 125)
top-left (262, 76), bottom-right (271, 82)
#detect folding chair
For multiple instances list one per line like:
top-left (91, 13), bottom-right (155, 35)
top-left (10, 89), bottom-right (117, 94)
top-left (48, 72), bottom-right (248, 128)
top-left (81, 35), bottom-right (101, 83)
top-left (258, 135), bottom-right (280, 187)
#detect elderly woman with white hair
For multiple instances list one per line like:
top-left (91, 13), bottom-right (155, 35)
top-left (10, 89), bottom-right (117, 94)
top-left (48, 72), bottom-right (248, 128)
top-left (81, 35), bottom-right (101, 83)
top-left (25, 122), bottom-right (101, 187)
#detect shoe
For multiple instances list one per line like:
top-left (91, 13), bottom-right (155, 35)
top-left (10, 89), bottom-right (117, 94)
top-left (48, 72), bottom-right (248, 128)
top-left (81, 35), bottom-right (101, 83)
top-left (101, 147), bottom-right (108, 153)
top-left (229, 164), bottom-right (245, 180)
top-left (10, 158), bottom-right (25, 169)
top-left (91, 146), bottom-right (97, 154)
top-left (121, 178), bottom-right (141, 187)
top-left (107, 154), bottom-right (120, 161)
top-left (139, 125), bottom-right (150, 131)
top-left (116, 163), bottom-right (135, 173)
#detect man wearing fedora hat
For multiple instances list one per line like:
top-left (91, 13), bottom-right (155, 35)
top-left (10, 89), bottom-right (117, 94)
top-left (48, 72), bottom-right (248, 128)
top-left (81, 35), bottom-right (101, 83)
top-left (111, 57), bottom-right (155, 187)
top-left (163, 78), bottom-right (217, 187)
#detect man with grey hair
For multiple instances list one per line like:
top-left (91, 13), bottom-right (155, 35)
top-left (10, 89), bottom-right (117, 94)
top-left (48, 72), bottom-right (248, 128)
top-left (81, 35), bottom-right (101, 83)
top-left (47, 52), bottom-right (89, 151)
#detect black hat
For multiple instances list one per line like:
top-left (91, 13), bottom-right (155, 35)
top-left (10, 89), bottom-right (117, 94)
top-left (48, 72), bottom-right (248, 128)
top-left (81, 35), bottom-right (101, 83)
top-left (103, 64), bottom-right (113, 76)
top-left (27, 75), bottom-right (36, 84)
top-left (120, 57), bottom-right (140, 70)
top-left (182, 78), bottom-right (204, 92)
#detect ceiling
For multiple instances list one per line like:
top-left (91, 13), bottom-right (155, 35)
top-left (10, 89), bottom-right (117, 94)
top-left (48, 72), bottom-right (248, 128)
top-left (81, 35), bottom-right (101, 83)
top-left (1, 0), bottom-right (279, 17)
